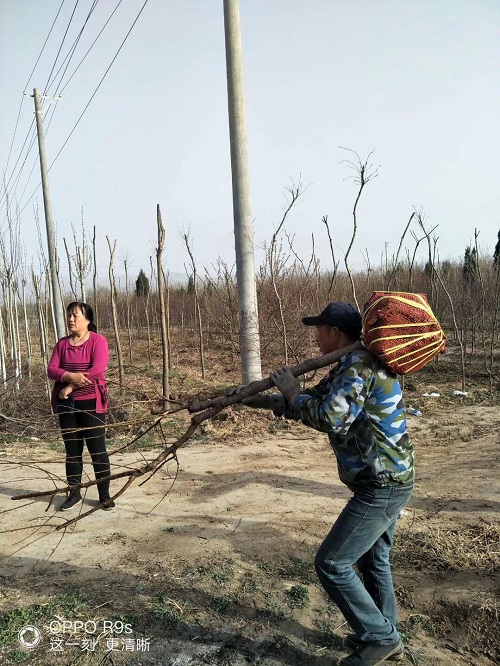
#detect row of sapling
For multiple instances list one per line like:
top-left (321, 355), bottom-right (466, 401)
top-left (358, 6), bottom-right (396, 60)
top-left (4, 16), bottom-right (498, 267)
top-left (0, 236), bottom-right (498, 400)
top-left (0, 159), bottom-right (499, 424)
top-left (38, 212), bottom-right (497, 384)
top-left (2, 171), bottom-right (497, 544)
top-left (6, 288), bottom-right (448, 530)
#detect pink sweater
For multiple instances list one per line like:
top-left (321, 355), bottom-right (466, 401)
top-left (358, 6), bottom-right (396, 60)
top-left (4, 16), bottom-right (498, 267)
top-left (48, 331), bottom-right (110, 414)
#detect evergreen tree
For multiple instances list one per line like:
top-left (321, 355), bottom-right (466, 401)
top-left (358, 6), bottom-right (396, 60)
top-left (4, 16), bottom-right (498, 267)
top-left (463, 246), bottom-right (478, 284)
top-left (494, 229), bottom-right (500, 267)
top-left (441, 260), bottom-right (452, 277)
top-left (135, 269), bottom-right (150, 297)
top-left (187, 275), bottom-right (195, 295)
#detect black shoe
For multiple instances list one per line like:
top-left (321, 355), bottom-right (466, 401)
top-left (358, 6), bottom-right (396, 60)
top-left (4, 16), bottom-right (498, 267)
top-left (99, 497), bottom-right (115, 511)
top-left (340, 634), bottom-right (405, 666)
top-left (60, 492), bottom-right (82, 511)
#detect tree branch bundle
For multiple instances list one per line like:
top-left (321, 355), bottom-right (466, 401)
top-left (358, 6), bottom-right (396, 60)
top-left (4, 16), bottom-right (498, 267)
top-left (10, 342), bottom-right (362, 528)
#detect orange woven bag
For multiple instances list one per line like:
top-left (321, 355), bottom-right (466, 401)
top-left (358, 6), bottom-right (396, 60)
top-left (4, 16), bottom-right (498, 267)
top-left (362, 292), bottom-right (446, 374)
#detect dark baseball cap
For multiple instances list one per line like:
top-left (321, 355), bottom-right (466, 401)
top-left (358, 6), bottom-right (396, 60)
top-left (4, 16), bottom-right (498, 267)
top-left (302, 302), bottom-right (362, 338)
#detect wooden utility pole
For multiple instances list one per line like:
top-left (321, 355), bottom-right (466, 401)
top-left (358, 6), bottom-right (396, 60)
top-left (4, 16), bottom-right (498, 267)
top-left (33, 88), bottom-right (66, 339)
top-left (223, 0), bottom-right (262, 383)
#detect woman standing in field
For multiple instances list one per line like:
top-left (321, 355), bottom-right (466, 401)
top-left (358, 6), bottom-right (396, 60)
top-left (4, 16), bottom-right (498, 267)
top-left (48, 302), bottom-right (114, 511)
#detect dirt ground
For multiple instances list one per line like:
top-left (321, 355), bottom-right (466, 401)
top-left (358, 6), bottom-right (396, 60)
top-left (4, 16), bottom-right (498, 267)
top-left (0, 396), bottom-right (499, 665)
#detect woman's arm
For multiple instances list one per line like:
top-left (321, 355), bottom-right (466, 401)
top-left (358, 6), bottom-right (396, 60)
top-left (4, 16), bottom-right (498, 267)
top-left (47, 340), bottom-right (66, 382)
top-left (84, 335), bottom-right (110, 380)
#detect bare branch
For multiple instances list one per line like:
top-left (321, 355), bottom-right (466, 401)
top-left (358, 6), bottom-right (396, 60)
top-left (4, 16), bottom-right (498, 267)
top-left (340, 148), bottom-right (379, 310)
top-left (386, 212), bottom-right (415, 290)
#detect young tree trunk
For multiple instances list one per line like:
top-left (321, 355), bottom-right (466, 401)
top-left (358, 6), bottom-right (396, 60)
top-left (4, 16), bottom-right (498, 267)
top-left (77, 246), bottom-right (86, 302)
top-left (63, 238), bottom-right (78, 300)
top-left (122, 256), bottom-right (133, 364)
top-left (183, 231), bottom-right (205, 379)
top-left (106, 237), bottom-right (125, 395)
top-left (32, 272), bottom-right (51, 399)
top-left (386, 212), bottom-right (414, 291)
top-left (488, 265), bottom-right (500, 392)
top-left (92, 226), bottom-right (98, 328)
top-left (341, 150), bottom-right (378, 311)
top-left (45, 266), bottom-right (58, 346)
top-left (156, 205), bottom-right (170, 409)
top-left (21, 279), bottom-right (32, 379)
top-left (4, 281), bottom-right (20, 389)
top-left (56, 256), bottom-right (66, 320)
top-left (13, 284), bottom-right (22, 387)
top-left (162, 267), bottom-right (172, 371)
top-left (268, 181), bottom-right (304, 366)
top-left (0, 310), bottom-right (7, 389)
top-left (323, 215), bottom-right (339, 299)
top-left (145, 288), bottom-right (152, 368)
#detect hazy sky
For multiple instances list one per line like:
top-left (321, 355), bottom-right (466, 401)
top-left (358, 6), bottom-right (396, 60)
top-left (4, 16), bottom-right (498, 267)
top-left (1, 0), bottom-right (499, 283)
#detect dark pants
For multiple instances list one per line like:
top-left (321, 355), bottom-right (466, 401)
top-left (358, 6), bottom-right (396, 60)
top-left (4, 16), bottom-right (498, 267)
top-left (314, 484), bottom-right (413, 645)
top-left (58, 398), bottom-right (110, 500)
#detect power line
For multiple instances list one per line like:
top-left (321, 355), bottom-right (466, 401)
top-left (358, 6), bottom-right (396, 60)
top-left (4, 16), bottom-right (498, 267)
top-left (14, 0), bottom-right (151, 219)
top-left (24, 0), bottom-right (67, 91)
top-left (44, 0), bottom-right (81, 94)
top-left (2, 0), bottom-right (99, 214)
top-left (0, 100), bottom-right (60, 216)
top-left (0, 120), bottom-right (36, 209)
top-left (12, 104), bottom-right (61, 212)
top-left (1, 128), bottom-right (37, 210)
top-left (59, 0), bottom-right (125, 95)
top-left (2, 0), bottom-right (66, 178)
top-left (50, 0), bottom-right (100, 96)
top-left (49, 0), bottom-right (151, 170)
top-left (7, 0), bottom-right (84, 194)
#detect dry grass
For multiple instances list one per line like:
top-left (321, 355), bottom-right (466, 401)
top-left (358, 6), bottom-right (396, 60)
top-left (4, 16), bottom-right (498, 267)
top-left (429, 598), bottom-right (500, 662)
top-left (394, 521), bottom-right (500, 573)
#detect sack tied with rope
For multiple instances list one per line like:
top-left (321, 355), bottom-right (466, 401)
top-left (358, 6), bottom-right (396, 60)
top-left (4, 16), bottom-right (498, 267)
top-left (362, 291), bottom-right (446, 375)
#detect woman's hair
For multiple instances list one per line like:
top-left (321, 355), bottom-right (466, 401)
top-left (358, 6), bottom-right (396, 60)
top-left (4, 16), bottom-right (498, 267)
top-left (66, 302), bottom-right (97, 332)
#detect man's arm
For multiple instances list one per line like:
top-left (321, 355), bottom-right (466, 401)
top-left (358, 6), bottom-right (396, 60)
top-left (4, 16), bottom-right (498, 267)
top-left (290, 360), bottom-right (374, 434)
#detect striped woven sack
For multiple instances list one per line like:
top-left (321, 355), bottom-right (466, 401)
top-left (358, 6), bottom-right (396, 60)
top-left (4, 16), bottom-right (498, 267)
top-left (362, 292), bottom-right (446, 374)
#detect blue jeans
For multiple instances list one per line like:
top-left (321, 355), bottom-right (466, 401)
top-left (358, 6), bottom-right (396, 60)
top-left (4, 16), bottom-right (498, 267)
top-left (315, 484), bottom-right (413, 645)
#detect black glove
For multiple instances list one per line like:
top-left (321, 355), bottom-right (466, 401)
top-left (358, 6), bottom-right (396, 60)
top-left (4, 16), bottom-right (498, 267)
top-left (269, 367), bottom-right (301, 403)
top-left (226, 385), bottom-right (286, 411)
top-left (242, 393), bottom-right (286, 410)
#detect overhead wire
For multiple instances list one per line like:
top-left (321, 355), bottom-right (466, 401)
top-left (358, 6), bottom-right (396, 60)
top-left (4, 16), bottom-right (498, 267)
top-left (48, 0), bottom-right (151, 170)
top-left (2, 0), bottom-right (84, 212)
top-left (43, 0), bottom-right (81, 94)
top-left (0, 120), bottom-right (36, 209)
top-left (0, 99), bottom-right (61, 214)
top-left (1, 127), bottom-right (38, 215)
top-left (16, 105), bottom-right (61, 210)
top-left (2, 0), bottom-right (67, 179)
top-left (14, 0), bottom-right (151, 218)
top-left (2, 0), bottom-right (102, 216)
top-left (59, 0), bottom-right (125, 96)
top-left (1, 0), bottom-right (77, 210)
top-left (50, 0), bottom-right (100, 96)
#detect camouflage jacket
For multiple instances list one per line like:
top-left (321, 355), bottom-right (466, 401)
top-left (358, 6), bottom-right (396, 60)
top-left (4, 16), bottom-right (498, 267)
top-left (282, 348), bottom-right (414, 489)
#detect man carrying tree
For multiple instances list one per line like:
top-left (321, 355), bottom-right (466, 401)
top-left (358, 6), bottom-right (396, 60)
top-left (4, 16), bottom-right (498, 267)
top-left (242, 302), bottom-right (414, 666)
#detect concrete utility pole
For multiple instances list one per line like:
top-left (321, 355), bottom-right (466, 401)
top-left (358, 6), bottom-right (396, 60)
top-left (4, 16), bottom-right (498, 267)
top-left (33, 88), bottom-right (66, 340)
top-left (223, 0), bottom-right (262, 383)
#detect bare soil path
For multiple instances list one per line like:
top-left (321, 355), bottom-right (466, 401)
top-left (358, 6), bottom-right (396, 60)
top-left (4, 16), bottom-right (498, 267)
top-left (0, 402), bottom-right (499, 665)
